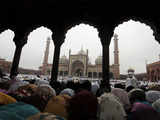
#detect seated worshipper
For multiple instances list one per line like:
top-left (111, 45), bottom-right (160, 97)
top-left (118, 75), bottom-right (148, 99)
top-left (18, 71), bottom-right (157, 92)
top-left (0, 81), bottom-right (10, 94)
top-left (79, 80), bottom-right (92, 92)
top-left (114, 83), bottom-right (125, 89)
top-left (66, 81), bottom-right (75, 90)
top-left (16, 84), bottom-right (38, 97)
top-left (7, 83), bottom-right (36, 101)
top-left (0, 102), bottom-right (40, 120)
top-left (91, 82), bottom-right (100, 95)
top-left (44, 94), bottom-right (71, 119)
top-left (0, 68), bottom-right (5, 78)
top-left (21, 84), bottom-right (56, 112)
top-left (8, 76), bottom-right (29, 93)
top-left (51, 81), bottom-right (63, 95)
top-left (127, 88), bottom-right (160, 120)
top-left (37, 84), bottom-right (56, 98)
top-left (27, 112), bottom-right (65, 120)
top-left (128, 88), bottom-right (147, 105)
top-left (148, 84), bottom-right (160, 91)
top-left (0, 91), bottom-right (17, 106)
top-left (96, 83), bottom-right (111, 97)
top-left (66, 90), bottom-right (98, 120)
top-left (60, 88), bottom-right (75, 97)
top-left (35, 79), bottom-right (49, 86)
top-left (98, 93), bottom-right (126, 120)
top-left (111, 88), bottom-right (131, 113)
top-left (146, 90), bottom-right (160, 104)
top-left (152, 99), bottom-right (160, 113)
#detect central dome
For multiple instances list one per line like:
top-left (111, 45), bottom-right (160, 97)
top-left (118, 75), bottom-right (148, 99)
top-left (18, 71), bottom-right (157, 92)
top-left (95, 56), bottom-right (102, 64)
top-left (78, 47), bottom-right (86, 55)
top-left (59, 55), bottom-right (68, 64)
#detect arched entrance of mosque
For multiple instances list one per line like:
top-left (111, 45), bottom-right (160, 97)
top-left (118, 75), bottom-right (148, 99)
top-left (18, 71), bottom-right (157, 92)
top-left (71, 60), bottom-right (84, 76)
top-left (75, 68), bottom-right (83, 76)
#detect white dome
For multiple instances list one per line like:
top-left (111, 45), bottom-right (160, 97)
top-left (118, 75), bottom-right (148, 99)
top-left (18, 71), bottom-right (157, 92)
top-left (59, 55), bottom-right (68, 64)
top-left (95, 56), bottom-right (102, 64)
top-left (128, 68), bottom-right (135, 73)
top-left (78, 48), bottom-right (86, 55)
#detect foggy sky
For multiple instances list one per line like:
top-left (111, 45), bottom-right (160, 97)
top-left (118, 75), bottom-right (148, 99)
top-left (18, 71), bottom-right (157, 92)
top-left (0, 20), bottom-right (160, 74)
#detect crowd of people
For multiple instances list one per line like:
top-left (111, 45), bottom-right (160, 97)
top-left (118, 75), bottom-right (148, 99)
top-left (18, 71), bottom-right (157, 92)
top-left (0, 69), bottom-right (160, 120)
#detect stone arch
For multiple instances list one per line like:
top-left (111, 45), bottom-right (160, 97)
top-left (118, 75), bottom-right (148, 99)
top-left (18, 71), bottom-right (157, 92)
top-left (114, 17), bottom-right (159, 43)
top-left (19, 26), bottom-right (53, 74)
top-left (0, 29), bottom-right (15, 74)
top-left (113, 18), bottom-right (160, 76)
top-left (64, 21), bottom-right (101, 40)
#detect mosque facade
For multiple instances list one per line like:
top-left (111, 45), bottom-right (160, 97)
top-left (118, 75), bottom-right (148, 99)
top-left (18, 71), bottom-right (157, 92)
top-left (39, 34), bottom-right (120, 79)
top-left (146, 59), bottom-right (160, 81)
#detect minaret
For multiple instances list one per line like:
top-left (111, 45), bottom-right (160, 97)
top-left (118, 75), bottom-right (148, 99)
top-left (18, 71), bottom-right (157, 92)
top-left (113, 33), bottom-right (120, 79)
top-left (68, 49), bottom-right (71, 76)
top-left (43, 37), bottom-right (51, 75)
top-left (114, 33), bottom-right (119, 65)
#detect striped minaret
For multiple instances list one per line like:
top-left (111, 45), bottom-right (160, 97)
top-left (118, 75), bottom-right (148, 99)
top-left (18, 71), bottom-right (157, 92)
top-left (113, 33), bottom-right (119, 65)
top-left (113, 33), bottom-right (120, 79)
top-left (43, 37), bottom-right (51, 75)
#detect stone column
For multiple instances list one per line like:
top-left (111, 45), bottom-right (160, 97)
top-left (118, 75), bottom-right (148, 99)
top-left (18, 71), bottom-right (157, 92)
top-left (10, 34), bottom-right (27, 78)
top-left (50, 32), bottom-right (64, 87)
top-left (102, 44), bottom-right (110, 88)
top-left (99, 29), bottom-right (113, 92)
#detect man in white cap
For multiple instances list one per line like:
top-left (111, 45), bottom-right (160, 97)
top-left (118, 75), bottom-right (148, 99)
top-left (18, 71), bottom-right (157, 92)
top-left (125, 68), bottom-right (139, 92)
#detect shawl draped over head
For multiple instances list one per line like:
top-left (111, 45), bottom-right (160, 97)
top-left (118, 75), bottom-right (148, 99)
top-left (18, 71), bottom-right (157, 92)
top-left (98, 93), bottom-right (126, 120)
top-left (35, 79), bottom-right (49, 86)
top-left (111, 88), bottom-right (130, 108)
top-left (0, 92), bottom-right (17, 105)
top-left (152, 99), bottom-right (160, 113)
top-left (67, 90), bottom-right (98, 120)
top-left (8, 79), bottom-right (29, 92)
top-left (27, 112), bottom-right (65, 120)
top-left (146, 90), bottom-right (160, 103)
top-left (36, 84), bottom-right (56, 97)
top-left (15, 84), bottom-right (38, 97)
top-left (44, 94), bottom-right (71, 118)
top-left (0, 88), bottom-right (9, 94)
top-left (20, 84), bottom-right (56, 112)
top-left (0, 102), bottom-right (39, 120)
top-left (60, 88), bottom-right (75, 97)
top-left (128, 101), bottom-right (160, 120)
top-left (128, 88), bottom-right (146, 105)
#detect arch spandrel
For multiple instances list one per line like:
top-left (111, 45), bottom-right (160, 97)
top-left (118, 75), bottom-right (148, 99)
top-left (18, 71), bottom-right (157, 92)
top-left (1, 0), bottom-right (160, 44)
top-left (113, 16), bottom-right (160, 44)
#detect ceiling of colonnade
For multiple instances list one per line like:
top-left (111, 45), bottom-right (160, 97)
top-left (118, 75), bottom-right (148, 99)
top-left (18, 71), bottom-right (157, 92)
top-left (0, 0), bottom-right (160, 44)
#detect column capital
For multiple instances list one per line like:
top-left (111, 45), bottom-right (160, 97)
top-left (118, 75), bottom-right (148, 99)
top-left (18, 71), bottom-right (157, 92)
top-left (51, 32), bottom-right (65, 47)
top-left (98, 27), bottom-right (114, 46)
top-left (13, 33), bottom-right (28, 47)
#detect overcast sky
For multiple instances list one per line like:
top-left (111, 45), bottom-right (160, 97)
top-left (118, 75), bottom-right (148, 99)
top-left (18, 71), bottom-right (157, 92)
top-left (0, 20), bottom-right (160, 74)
